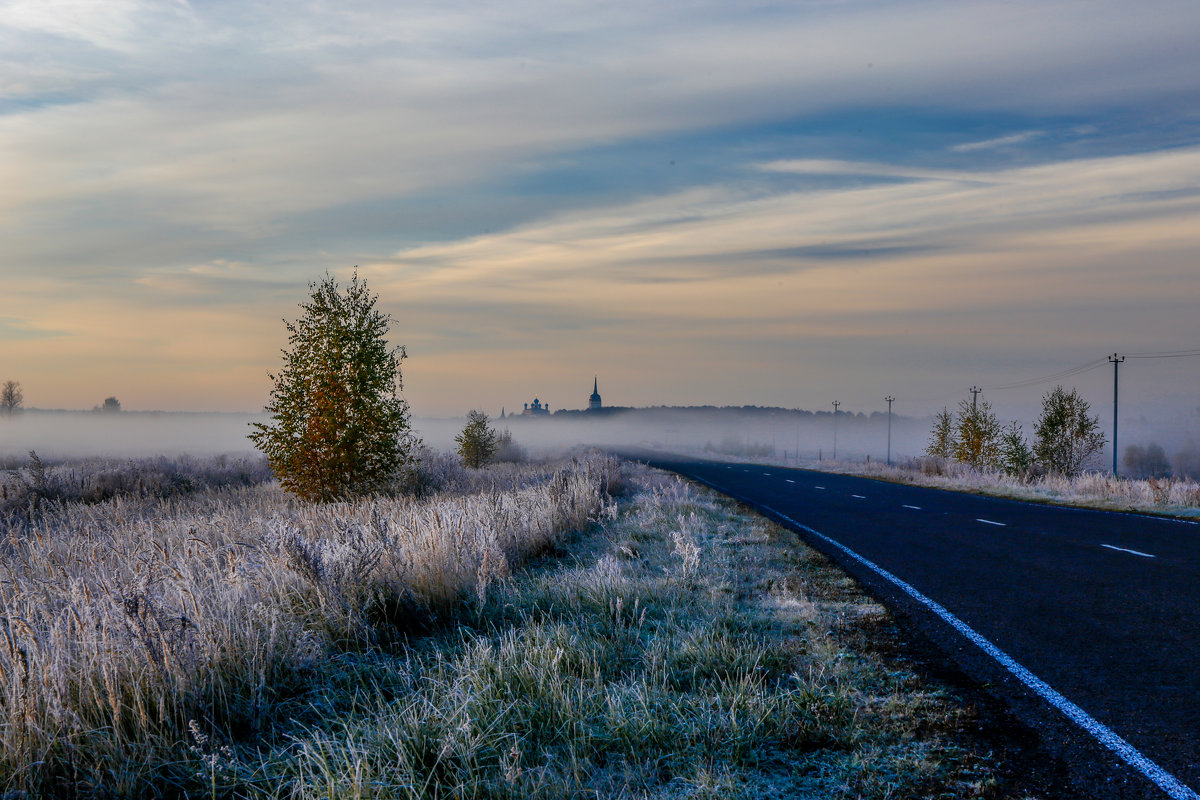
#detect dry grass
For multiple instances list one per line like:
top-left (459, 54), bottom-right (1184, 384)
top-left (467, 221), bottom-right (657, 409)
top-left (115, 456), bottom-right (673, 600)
top-left (0, 452), bottom-right (1042, 798)
top-left (0, 451), bottom-right (618, 797)
top-left (239, 466), bottom-right (1035, 799)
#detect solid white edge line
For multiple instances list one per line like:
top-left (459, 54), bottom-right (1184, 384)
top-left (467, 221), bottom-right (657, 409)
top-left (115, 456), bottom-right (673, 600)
top-left (1101, 544), bottom-right (1157, 559)
top-left (977, 518), bottom-right (1007, 526)
top-left (766, 504), bottom-right (1198, 800)
top-left (685, 478), bottom-right (1197, 800)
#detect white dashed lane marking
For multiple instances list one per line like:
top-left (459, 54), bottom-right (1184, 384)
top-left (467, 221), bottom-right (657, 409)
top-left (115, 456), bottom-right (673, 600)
top-left (977, 519), bottom-right (1007, 527)
top-left (753, 502), bottom-right (1200, 800)
top-left (1101, 544), bottom-right (1156, 558)
top-left (815, 486), bottom-right (826, 490)
top-left (902, 505), bottom-right (922, 510)
top-left (851, 494), bottom-right (866, 499)
top-left (785, 479), bottom-right (795, 484)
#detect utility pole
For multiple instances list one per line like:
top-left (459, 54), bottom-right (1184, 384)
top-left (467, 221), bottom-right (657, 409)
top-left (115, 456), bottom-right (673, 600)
top-left (1109, 353), bottom-right (1124, 476)
top-left (969, 386), bottom-right (982, 411)
top-left (885, 396), bottom-right (895, 466)
top-left (832, 401), bottom-right (840, 461)
top-left (794, 410), bottom-right (800, 463)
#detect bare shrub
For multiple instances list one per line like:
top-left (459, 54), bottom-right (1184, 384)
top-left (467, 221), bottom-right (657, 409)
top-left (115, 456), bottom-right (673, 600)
top-left (494, 428), bottom-right (525, 463)
top-left (913, 455), bottom-right (947, 476)
top-left (0, 381), bottom-right (21, 415)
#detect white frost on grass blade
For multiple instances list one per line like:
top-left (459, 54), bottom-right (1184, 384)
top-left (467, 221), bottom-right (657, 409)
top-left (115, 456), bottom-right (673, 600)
top-left (0, 450), bottom-right (620, 796)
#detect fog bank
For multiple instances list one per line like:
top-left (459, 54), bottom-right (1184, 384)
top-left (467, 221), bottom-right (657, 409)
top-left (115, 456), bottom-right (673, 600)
top-left (0, 411), bottom-right (265, 459)
top-left (5, 404), bottom-right (1196, 477)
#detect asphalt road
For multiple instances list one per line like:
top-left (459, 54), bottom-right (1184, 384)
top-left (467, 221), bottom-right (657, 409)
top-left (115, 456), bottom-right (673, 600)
top-left (630, 452), bottom-right (1200, 800)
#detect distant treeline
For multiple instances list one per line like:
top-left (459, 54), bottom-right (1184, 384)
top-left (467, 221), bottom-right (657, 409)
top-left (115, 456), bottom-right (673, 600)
top-left (540, 405), bottom-right (907, 421)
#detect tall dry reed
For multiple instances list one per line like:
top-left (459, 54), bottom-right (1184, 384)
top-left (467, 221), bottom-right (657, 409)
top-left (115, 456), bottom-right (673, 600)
top-left (0, 451), bottom-right (619, 797)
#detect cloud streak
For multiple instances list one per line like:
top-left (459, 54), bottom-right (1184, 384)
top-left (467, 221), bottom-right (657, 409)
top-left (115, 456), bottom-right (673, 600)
top-left (0, 1), bottom-right (1198, 417)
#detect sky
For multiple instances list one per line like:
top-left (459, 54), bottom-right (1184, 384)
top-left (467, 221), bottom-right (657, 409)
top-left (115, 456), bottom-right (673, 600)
top-left (2, 0), bottom-right (1199, 428)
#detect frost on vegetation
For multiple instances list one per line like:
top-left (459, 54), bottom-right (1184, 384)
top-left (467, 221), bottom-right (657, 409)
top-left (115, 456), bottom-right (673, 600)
top-left (281, 460), bottom-right (1004, 800)
top-left (820, 454), bottom-right (1200, 517)
top-left (0, 449), bottom-right (621, 796)
top-left (0, 450), bottom-right (271, 515)
top-left (670, 513), bottom-right (703, 579)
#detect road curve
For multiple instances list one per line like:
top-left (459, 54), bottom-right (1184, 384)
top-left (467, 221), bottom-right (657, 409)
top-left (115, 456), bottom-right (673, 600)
top-left (629, 452), bottom-right (1200, 800)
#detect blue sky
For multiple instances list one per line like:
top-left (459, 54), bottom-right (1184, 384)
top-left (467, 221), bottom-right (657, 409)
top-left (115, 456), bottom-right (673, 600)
top-left (1, 0), bottom-right (1199, 428)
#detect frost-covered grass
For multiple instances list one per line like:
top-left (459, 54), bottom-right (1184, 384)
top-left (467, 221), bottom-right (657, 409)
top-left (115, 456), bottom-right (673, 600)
top-left (0, 451), bottom-right (617, 797)
top-left (0, 451), bottom-right (1044, 798)
top-left (688, 449), bottom-right (1200, 519)
top-left (240, 466), bottom-right (1033, 799)
top-left (0, 451), bottom-right (272, 514)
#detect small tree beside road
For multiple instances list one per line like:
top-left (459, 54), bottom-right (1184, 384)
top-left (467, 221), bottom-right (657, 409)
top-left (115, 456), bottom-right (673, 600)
top-left (925, 408), bottom-right (954, 459)
top-left (456, 410), bottom-right (499, 469)
top-left (1033, 386), bottom-right (1106, 477)
top-left (250, 271), bottom-right (417, 501)
top-left (953, 398), bottom-right (1002, 470)
top-left (999, 420), bottom-right (1035, 478)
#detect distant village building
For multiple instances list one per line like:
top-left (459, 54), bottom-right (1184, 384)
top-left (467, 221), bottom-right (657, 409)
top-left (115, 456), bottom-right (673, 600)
top-left (522, 397), bottom-right (550, 416)
top-left (589, 377), bottom-right (602, 411)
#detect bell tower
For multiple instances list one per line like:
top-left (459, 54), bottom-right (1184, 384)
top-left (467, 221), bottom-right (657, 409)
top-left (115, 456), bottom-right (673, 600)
top-left (588, 377), bottom-right (602, 410)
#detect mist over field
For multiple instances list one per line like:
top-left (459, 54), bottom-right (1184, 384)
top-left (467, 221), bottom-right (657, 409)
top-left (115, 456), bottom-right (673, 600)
top-left (6, 404), bottom-right (1195, 476)
top-left (0, 411), bottom-right (264, 459)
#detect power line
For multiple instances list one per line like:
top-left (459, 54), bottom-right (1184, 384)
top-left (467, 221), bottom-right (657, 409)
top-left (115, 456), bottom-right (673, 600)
top-left (880, 347), bottom-right (1198, 411)
top-left (1124, 348), bottom-right (1200, 360)
top-left (981, 358), bottom-right (1110, 391)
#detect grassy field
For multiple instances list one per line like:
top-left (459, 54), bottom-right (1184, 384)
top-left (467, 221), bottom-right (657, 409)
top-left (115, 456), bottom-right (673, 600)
top-left (0, 451), bottom-right (1047, 798)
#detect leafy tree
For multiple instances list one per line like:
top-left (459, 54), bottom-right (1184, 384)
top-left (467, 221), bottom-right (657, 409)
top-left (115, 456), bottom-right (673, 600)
top-left (1032, 386), bottom-right (1106, 477)
top-left (925, 408), bottom-right (954, 459)
top-left (249, 271), bottom-right (417, 501)
top-left (953, 398), bottom-right (1002, 470)
top-left (97, 397), bottom-right (121, 413)
top-left (1, 381), bottom-right (22, 415)
top-left (455, 410), bottom-right (499, 469)
top-left (999, 420), bottom-right (1035, 477)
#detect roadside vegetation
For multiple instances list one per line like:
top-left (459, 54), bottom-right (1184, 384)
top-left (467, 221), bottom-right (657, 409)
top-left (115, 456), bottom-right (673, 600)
top-left (696, 384), bottom-right (1200, 519)
top-left (909, 385), bottom-right (1199, 516)
top-left (705, 449), bottom-right (1200, 519)
top-left (0, 451), bottom-right (1047, 798)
